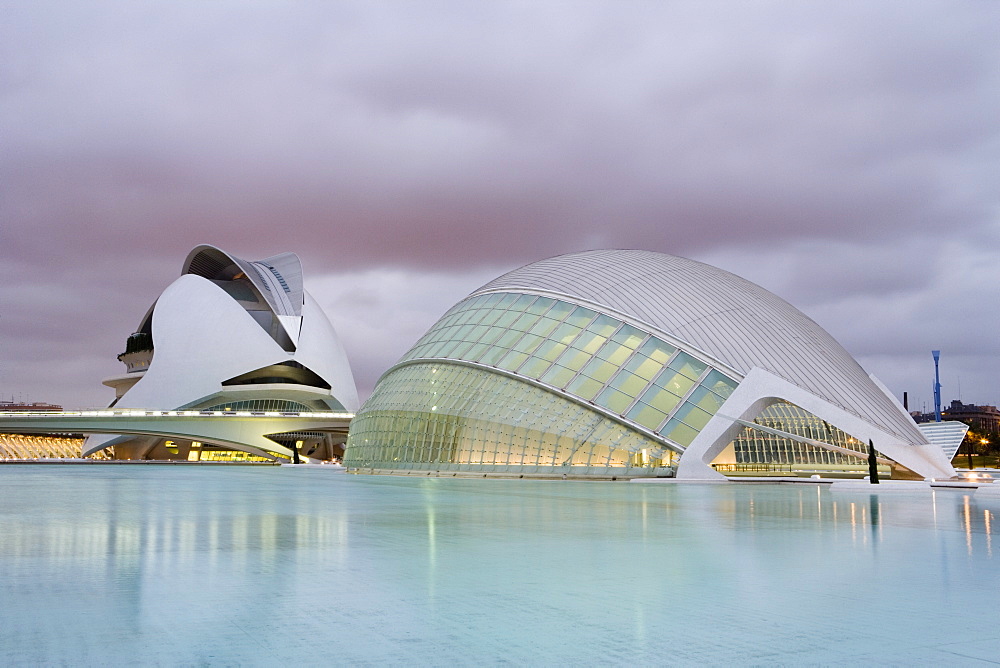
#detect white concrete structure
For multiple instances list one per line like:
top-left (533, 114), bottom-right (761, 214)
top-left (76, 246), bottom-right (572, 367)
top-left (346, 250), bottom-right (955, 480)
top-left (6, 410), bottom-right (351, 462)
top-left (917, 420), bottom-right (970, 461)
top-left (85, 245), bottom-right (358, 460)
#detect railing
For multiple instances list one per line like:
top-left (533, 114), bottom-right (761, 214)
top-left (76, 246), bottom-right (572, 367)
top-left (0, 410), bottom-right (354, 419)
top-left (713, 463), bottom-right (794, 473)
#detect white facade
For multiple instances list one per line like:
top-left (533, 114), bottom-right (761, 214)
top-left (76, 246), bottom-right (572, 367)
top-left (917, 421), bottom-right (970, 461)
top-left (84, 245), bottom-right (358, 459)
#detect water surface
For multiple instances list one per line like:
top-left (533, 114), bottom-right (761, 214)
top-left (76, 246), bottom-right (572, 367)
top-left (1, 467), bottom-right (997, 665)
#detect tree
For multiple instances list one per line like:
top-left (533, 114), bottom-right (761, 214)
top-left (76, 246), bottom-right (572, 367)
top-left (958, 428), bottom-right (995, 468)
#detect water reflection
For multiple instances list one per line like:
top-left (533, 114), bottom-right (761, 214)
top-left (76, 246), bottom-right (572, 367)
top-left (2, 469), bottom-right (999, 666)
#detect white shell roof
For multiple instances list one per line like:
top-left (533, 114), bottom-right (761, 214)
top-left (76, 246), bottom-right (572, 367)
top-left (472, 249), bottom-right (925, 445)
top-left (182, 244), bottom-right (304, 317)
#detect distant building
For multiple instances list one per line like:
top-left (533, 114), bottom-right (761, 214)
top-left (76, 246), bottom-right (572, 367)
top-left (0, 401), bottom-right (62, 412)
top-left (941, 400), bottom-right (1000, 433)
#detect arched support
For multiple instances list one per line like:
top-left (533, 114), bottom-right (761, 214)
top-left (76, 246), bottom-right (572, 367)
top-left (676, 367), bottom-right (956, 480)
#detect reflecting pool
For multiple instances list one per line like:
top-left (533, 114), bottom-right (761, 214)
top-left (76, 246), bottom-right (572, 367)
top-left (1, 467), bottom-right (998, 665)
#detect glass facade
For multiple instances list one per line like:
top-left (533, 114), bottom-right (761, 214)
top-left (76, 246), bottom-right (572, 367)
top-left (346, 363), bottom-right (674, 475)
top-left (400, 292), bottom-right (738, 441)
top-left (731, 402), bottom-right (876, 465)
top-left (197, 449), bottom-right (276, 462)
top-left (0, 433), bottom-right (113, 460)
top-left (346, 291), bottom-right (741, 476)
top-left (198, 399), bottom-right (312, 413)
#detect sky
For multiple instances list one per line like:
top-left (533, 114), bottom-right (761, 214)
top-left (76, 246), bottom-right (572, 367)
top-left (2, 1), bottom-right (998, 412)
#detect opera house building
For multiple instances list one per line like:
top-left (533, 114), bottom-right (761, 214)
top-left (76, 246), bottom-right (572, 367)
top-left (83, 245), bottom-right (358, 462)
top-left (344, 250), bottom-right (956, 480)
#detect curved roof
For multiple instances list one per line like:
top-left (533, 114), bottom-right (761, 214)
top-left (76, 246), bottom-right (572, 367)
top-left (472, 249), bottom-right (924, 444)
top-left (182, 244), bottom-right (304, 317)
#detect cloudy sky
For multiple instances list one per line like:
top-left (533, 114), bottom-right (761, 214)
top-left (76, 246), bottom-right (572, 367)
top-left (2, 1), bottom-right (998, 413)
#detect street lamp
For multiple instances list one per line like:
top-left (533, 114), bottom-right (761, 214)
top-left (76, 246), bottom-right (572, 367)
top-left (968, 438), bottom-right (990, 470)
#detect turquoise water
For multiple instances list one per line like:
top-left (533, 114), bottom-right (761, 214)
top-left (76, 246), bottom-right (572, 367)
top-left (1, 467), bottom-right (998, 666)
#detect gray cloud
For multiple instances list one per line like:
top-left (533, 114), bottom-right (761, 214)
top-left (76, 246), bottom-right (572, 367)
top-left (2, 0), bottom-right (997, 409)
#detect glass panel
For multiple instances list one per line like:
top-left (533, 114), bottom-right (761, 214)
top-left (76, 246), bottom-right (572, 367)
top-left (559, 349), bottom-right (591, 372)
top-left (482, 293), bottom-right (505, 308)
top-left (669, 351), bottom-right (708, 381)
top-left (466, 324), bottom-right (489, 342)
top-left (511, 333), bottom-right (543, 355)
top-left (451, 310), bottom-right (477, 326)
top-left (688, 386), bottom-right (726, 414)
top-left (596, 342), bottom-right (632, 366)
top-left (631, 356), bottom-right (663, 382)
top-left (464, 307), bottom-right (489, 324)
top-left (588, 314), bottom-right (619, 337)
top-left (610, 324), bottom-right (646, 349)
top-left (637, 338), bottom-right (676, 364)
top-left (435, 340), bottom-right (463, 358)
top-left (496, 293), bottom-right (519, 309)
top-left (456, 309), bottom-right (484, 326)
top-left (471, 309), bottom-right (498, 327)
top-left (510, 312), bottom-right (542, 333)
top-left (518, 356), bottom-right (552, 379)
top-left (478, 346), bottom-right (507, 366)
top-left (596, 387), bottom-right (633, 414)
top-left (448, 340), bottom-right (474, 359)
top-left (662, 418), bottom-right (699, 446)
top-left (703, 370), bottom-right (738, 399)
top-left (463, 295), bottom-right (486, 309)
top-left (608, 371), bottom-right (649, 398)
top-left (573, 331), bottom-right (607, 355)
top-left (534, 340), bottom-right (567, 363)
top-left (424, 326), bottom-right (449, 343)
top-left (639, 386), bottom-right (682, 415)
top-left (654, 370), bottom-right (695, 398)
top-left (625, 401), bottom-right (668, 431)
top-left (478, 326), bottom-right (505, 346)
top-left (511, 294), bottom-right (537, 311)
top-left (550, 322), bottom-right (583, 346)
top-left (528, 316), bottom-right (560, 338)
top-left (674, 402), bottom-right (713, 430)
top-left (540, 364), bottom-right (576, 388)
top-left (493, 310), bottom-right (521, 328)
top-left (495, 329), bottom-right (524, 350)
top-left (545, 301), bottom-right (575, 322)
top-left (424, 342), bottom-right (448, 358)
top-left (463, 343), bottom-right (488, 361)
top-left (565, 306), bottom-right (597, 328)
top-left (580, 358), bottom-right (618, 384)
top-left (401, 344), bottom-right (425, 361)
top-left (498, 350), bottom-right (529, 372)
top-left (566, 375), bottom-right (603, 401)
top-left (525, 296), bottom-right (555, 315)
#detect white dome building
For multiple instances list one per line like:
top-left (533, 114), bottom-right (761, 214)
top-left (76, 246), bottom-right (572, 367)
top-left (345, 250), bottom-right (954, 479)
top-left (85, 245), bottom-right (358, 461)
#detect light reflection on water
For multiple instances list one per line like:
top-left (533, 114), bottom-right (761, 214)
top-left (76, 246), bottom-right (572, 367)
top-left (1, 467), bottom-right (998, 665)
